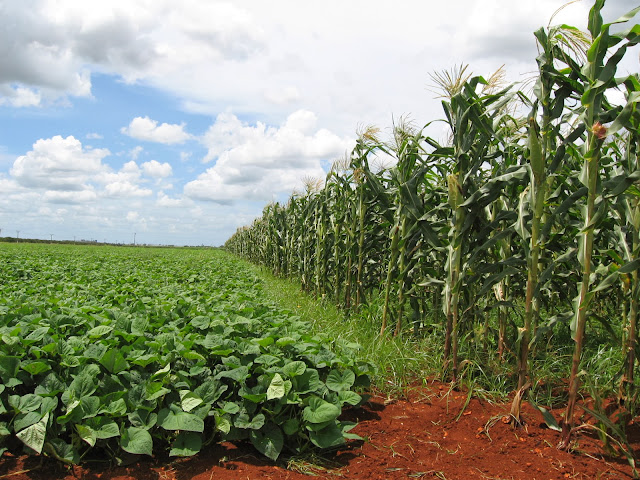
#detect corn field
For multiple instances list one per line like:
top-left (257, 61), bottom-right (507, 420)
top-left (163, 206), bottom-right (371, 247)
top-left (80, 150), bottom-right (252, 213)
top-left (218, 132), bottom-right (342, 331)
top-left (226, 1), bottom-right (640, 452)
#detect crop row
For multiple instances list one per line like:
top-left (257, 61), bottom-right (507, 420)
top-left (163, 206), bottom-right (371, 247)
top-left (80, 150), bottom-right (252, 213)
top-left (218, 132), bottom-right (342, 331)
top-left (0, 244), bottom-right (374, 463)
top-left (225, 0), bottom-right (640, 454)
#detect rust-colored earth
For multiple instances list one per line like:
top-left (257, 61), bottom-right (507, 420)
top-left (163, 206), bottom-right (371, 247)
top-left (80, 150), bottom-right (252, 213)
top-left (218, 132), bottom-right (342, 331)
top-left (2, 382), bottom-right (637, 480)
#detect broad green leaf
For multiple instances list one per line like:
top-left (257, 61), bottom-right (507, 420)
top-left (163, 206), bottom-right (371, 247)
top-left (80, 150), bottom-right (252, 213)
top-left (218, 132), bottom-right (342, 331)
top-left (338, 391), bottom-right (362, 406)
top-left (179, 390), bottom-right (203, 412)
top-left (0, 356), bottom-right (20, 383)
top-left (35, 372), bottom-right (66, 397)
top-left (78, 416), bottom-right (120, 446)
top-left (267, 373), bottom-right (285, 400)
top-left (24, 326), bottom-right (50, 342)
top-left (158, 409), bottom-right (205, 432)
top-left (9, 393), bottom-right (42, 413)
top-left (190, 316), bottom-right (210, 330)
top-left (99, 398), bottom-right (127, 417)
top-left (44, 438), bottom-right (79, 464)
top-left (215, 366), bottom-right (249, 382)
top-left (145, 382), bottom-right (171, 402)
top-left (282, 361), bottom-right (306, 377)
top-left (121, 427), bottom-right (153, 456)
top-left (250, 424), bottom-right (283, 461)
top-left (234, 413), bottom-right (265, 430)
top-left (99, 349), bottom-right (129, 374)
top-left (128, 410), bottom-right (158, 430)
top-left (283, 418), bottom-right (299, 435)
top-left (295, 369), bottom-right (321, 394)
top-left (21, 361), bottom-right (51, 376)
top-left (14, 412), bottom-right (42, 432)
top-left (303, 396), bottom-right (341, 424)
top-left (326, 369), bottom-right (355, 392)
top-left (87, 325), bottom-right (113, 338)
top-left (16, 412), bottom-right (48, 454)
top-left (195, 379), bottom-right (227, 404)
top-left (309, 422), bottom-right (345, 449)
top-left (169, 431), bottom-right (202, 457)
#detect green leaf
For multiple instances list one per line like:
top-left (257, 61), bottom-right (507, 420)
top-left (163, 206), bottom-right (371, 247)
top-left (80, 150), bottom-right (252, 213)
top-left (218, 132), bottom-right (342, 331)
top-left (338, 391), bottom-right (362, 406)
top-left (99, 398), bottom-right (127, 417)
top-left (295, 368), bottom-right (320, 394)
top-left (21, 361), bottom-right (51, 376)
top-left (99, 349), bottom-right (129, 374)
top-left (222, 402), bottom-right (240, 414)
top-left (250, 424), bottom-right (283, 461)
top-left (267, 373), bottom-right (285, 400)
top-left (326, 369), bottom-right (355, 392)
top-left (145, 382), bottom-right (171, 402)
top-left (303, 396), bottom-right (341, 424)
top-left (121, 427), bottom-right (153, 456)
top-left (24, 326), bottom-right (50, 342)
top-left (283, 418), bottom-right (299, 435)
top-left (234, 413), bottom-right (265, 430)
top-left (14, 412), bottom-right (43, 432)
top-left (179, 390), bottom-right (203, 412)
top-left (0, 356), bottom-right (20, 383)
top-left (44, 438), bottom-right (79, 464)
top-left (77, 416), bottom-right (120, 446)
top-left (76, 424), bottom-right (97, 447)
top-left (190, 316), bottom-right (210, 330)
top-left (9, 393), bottom-right (42, 413)
top-left (35, 372), bottom-right (65, 397)
top-left (87, 325), bottom-right (113, 338)
top-left (16, 412), bottom-right (48, 454)
top-left (158, 409), bottom-right (205, 432)
top-left (195, 379), bottom-right (227, 404)
top-left (282, 361), bottom-right (306, 377)
top-left (170, 431), bottom-right (202, 457)
top-left (309, 422), bottom-right (345, 449)
top-left (128, 410), bottom-right (158, 430)
top-left (215, 366), bottom-right (249, 382)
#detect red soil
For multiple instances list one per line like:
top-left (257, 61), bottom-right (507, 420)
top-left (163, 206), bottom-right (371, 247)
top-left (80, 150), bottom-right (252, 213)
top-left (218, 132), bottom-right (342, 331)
top-left (1, 382), bottom-right (637, 480)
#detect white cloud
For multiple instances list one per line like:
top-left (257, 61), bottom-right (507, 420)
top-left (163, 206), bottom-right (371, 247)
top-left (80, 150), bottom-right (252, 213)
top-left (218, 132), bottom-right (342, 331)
top-left (0, 86), bottom-right (42, 107)
top-left (86, 132), bottom-right (103, 139)
top-left (157, 191), bottom-right (191, 207)
top-left (96, 160), bottom-right (153, 198)
top-left (142, 160), bottom-right (172, 178)
top-left (185, 110), bottom-right (353, 203)
top-left (104, 181), bottom-right (152, 198)
top-left (10, 135), bottom-right (109, 190)
top-left (43, 189), bottom-right (98, 204)
top-left (129, 145), bottom-right (143, 160)
top-left (121, 116), bottom-right (192, 144)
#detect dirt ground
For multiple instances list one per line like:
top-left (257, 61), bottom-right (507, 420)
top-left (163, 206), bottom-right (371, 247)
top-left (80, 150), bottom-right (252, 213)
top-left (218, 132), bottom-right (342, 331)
top-left (1, 381), bottom-right (637, 480)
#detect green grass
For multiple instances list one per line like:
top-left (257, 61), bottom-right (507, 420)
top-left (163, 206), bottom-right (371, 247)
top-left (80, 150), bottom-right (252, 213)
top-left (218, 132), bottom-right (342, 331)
top-left (236, 255), bottom-right (446, 396)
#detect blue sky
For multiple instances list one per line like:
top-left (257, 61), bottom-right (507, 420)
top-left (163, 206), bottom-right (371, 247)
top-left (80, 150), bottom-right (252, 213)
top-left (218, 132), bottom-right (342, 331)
top-left (1, 0), bottom-right (638, 246)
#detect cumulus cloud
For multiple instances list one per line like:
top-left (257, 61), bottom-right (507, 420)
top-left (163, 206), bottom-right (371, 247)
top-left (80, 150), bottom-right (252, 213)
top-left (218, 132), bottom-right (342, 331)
top-left (43, 189), bottom-right (98, 204)
top-left (0, 86), bottom-right (42, 107)
top-left (10, 135), bottom-right (109, 191)
top-left (142, 160), bottom-right (172, 178)
top-left (121, 116), bottom-right (192, 144)
top-left (157, 191), bottom-right (191, 207)
top-left (8, 137), bottom-right (170, 205)
top-left (184, 110), bottom-right (353, 203)
top-left (0, 0), bottom-right (265, 106)
top-left (96, 160), bottom-right (153, 198)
